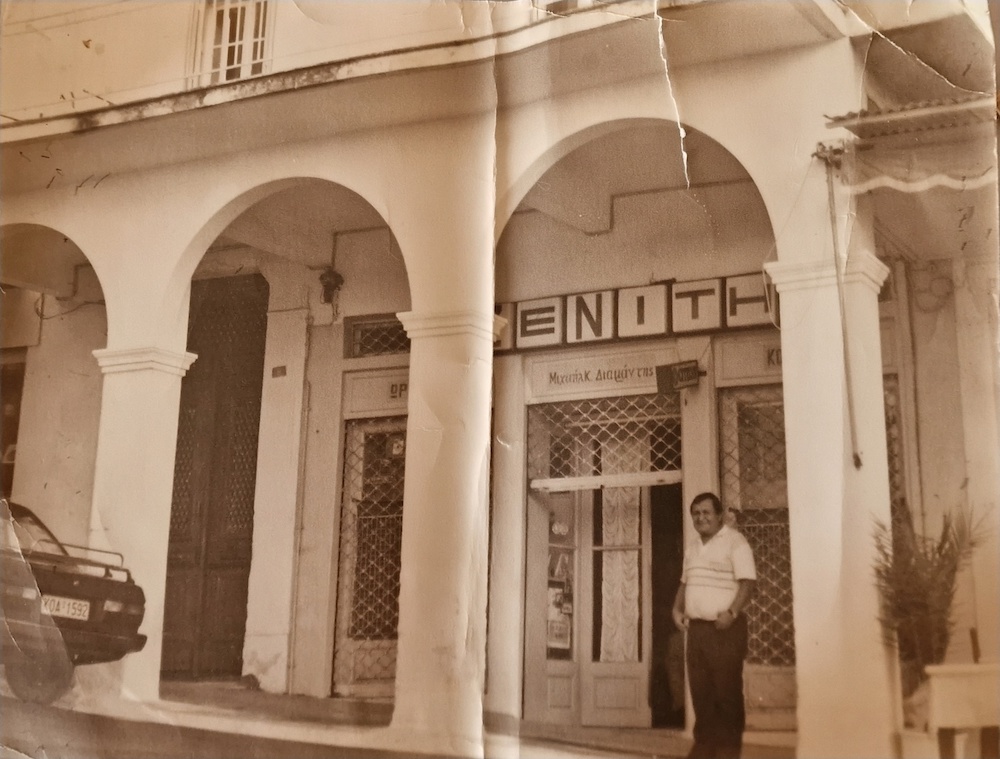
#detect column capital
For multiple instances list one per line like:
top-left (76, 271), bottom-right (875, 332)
top-left (397, 309), bottom-right (505, 341)
top-left (765, 252), bottom-right (890, 295)
top-left (93, 347), bottom-right (197, 376)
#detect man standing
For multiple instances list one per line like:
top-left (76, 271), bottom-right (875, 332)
top-left (672, 492), bottom-right (756, 759)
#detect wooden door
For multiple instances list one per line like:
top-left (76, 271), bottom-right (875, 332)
top-left (162, 274), bottom-right (268, 679)
top-left (524, 491), bottom-right (579, 724)
top-left (524, 487), bottom-right (653, 727)
top-left (580, 487), bottom-right (652, 727)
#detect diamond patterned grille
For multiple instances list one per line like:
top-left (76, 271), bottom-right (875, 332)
top-left (334, 417), bottom-right (406, 688)
top-left (527, 394), bottom-right (681, 481)
top-left (720, 385), bottom-right (793, 666)
top-left (347, 318), bottom-right (411, 358)
top-left (170, 405), bottom-right (198, 542)
top-left (883, 376), bottom-right (905, 510)
top-left (720, 378), bottom-right (909, 667)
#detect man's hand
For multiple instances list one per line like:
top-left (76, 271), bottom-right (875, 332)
top-left (672, 583), bottom-right (688, 630)
top-left (672, 607), bottom-right (688, 630)
top-left (715, 609), bottom-right (736, 630)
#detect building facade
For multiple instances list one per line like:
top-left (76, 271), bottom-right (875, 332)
top-left (2, 2), bottom-right (998, 756)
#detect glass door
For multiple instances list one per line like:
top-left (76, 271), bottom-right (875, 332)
top-left (579, 486), bottom-right (652, 727)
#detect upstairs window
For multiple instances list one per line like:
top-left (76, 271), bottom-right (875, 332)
top-left (202, 0), bottom-right (271, 84)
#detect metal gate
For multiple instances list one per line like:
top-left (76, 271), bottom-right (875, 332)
top-left (332, 416), bottom-right (406, 696)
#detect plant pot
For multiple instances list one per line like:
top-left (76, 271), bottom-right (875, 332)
top-left (925, 663), bottom-right (1000, 731)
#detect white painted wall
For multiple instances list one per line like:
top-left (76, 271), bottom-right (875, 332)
top-left (0, 1), bottom-right (195, 119)
top-left (909, 275), bottom-right (968, 535)
top-left (497, 183), bottom-right (772, 303)
top-left (11, 277), bottom-right (105, 547)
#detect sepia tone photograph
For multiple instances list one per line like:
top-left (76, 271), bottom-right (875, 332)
top-left (1, 1), bottom-right (998, 758)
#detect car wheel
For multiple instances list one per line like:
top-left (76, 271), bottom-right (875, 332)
top-left (4, 648), bottom-right (74, 704)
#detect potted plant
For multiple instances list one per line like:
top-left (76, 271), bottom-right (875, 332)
top-left (873, 500), bottom-right (997, 757)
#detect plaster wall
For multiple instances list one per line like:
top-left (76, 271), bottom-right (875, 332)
top-left (269, 2), bottom-right (535, 73)
top-left (495, 38), bottom-right (864, 270)
top-left (908, 277), bottom-right (968, 537)
top-left (497, 185), bottom-right (772, 302)
top-left (11, 285), bottom-right (105, 547)
top-left (289, 319), bottom-right (344, 698)
top-left (0, 1), bottom-right (194, 119)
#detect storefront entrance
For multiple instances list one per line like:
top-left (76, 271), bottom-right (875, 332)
top-left (523, 392), bottom-right (684, 727)
top-left (525, 484), bottom-right (685, 727)
top-left (332, 415), bottom-right (406, 698)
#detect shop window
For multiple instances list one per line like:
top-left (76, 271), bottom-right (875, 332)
top-left (345, 316), bottom-right (411, 359)
top-left (201, 0), bottom-right (270, 85)
top-left (547, 494), bottom-right (576, 660)
top-left (591, 489), bottom-right (642, 664)
top-left (719, 379), bottom-right (908, 668)
top-left (719, 385), bottom-right (794, 667)
top-left (528, 393), bottom-right (681, 486)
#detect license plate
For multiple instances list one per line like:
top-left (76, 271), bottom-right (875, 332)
top-left (42, 595), bottom-right (90, 621)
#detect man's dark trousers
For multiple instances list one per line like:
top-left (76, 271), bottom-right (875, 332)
top-left (686, 616), bottom-right (749, 759)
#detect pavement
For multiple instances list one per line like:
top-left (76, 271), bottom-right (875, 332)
top-left (1, 675), bottom-right (797, 759)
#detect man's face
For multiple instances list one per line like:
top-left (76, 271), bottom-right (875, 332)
top-left (691, 499), bottom-right (724, 540)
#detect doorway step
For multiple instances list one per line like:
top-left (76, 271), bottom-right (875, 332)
top-left (160, 680), bottom-right (392, 727)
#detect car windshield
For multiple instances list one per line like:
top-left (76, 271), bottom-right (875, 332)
top-left (2, 504), bottom-right (68, 556)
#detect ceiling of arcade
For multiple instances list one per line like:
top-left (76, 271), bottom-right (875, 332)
top-left (497, 122), bottom-right (774, 301)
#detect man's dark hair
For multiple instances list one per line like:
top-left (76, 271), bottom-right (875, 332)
top-left (690, 492), bottom-right (724, 515)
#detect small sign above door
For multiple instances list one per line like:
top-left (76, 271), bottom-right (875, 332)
top-left (655, 360), bottom-right (702, 393)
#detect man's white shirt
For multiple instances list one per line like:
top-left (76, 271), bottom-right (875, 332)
top-left (682, 524), bottom-right (756, 621)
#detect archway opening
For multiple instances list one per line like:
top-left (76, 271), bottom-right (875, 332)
top-left (162, 178), bottom-right (410, 709)
top-left (492, 121), bottom-right (787, 732)
top-left (0, 224), bottom-right (107, 547)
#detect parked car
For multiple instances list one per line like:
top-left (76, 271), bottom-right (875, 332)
top-left (1, 499), bottom-right (147, 704)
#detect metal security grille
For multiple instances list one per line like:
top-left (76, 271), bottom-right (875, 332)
top-left (719, 385), bottom-right (794, 666)
top-left (720, 378), bottom-right (909, 668)
top-left (333, 416), bottom-right (406, 692)
top-left (527, 394), bottom-right (681, 484)
top-left (347, 318), bottom-right (411, 359)
top-left (883, 376), bottom-right (905, 508)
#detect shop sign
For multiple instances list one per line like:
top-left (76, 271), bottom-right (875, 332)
top-left (499, 272), bottom-right (775, 352)
top-left (656, 360), bottom-right (702, 393)
top-left (528, 348), bottom-right (673, 400)
top-left (343, 369), bottom-right (409, 417)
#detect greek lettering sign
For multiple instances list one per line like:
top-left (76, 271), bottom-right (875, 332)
top-left (527, 348), bottom-right (673, 401)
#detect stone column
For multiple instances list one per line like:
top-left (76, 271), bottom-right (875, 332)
top-left (390, 309), bottom-right (499, 758)
top-left (483, 350), bottom-right (526, 738)
top-left (764, 251), bottom-right (898, 758)
top-left (90, 346), bottom-right (196, 702)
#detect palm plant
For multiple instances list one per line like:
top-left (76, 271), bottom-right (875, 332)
top-left (873, 499), bottom-right (980, 699)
